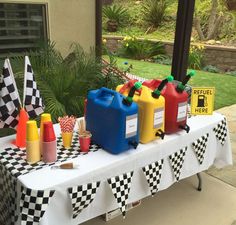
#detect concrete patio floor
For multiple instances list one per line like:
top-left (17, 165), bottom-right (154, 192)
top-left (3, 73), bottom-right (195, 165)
top-left (207, 104), bottom-right (236, 187)
top-left (82, 173), bottom-right (236, 225)
top-left (82, 105), bottom-right (236, 225)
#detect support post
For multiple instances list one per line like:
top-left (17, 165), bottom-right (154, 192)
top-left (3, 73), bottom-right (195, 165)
top-left (171, 0), bottom-right (195, 81)
top-left (96, 0), bottom-right (102, 57)
top-left (196, 173), bottom-right (202, 191)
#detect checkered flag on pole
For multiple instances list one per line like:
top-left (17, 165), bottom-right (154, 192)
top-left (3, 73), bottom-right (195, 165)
top-left (107, 171), bottom-right (134, 218)
top-left (23, 56), bottom-right (44, 118)
top-left (0, 59), bottom-right (21, 129)
top-left (68, 182), bottom-right (101, 219)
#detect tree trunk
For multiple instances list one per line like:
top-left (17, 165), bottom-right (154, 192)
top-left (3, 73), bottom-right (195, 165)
top-left (207, 0), bottom-right (218, 38)
top-left (207, 15), bottom-right (223, 39)
top-left (194, 17), bottom-right (206, 40)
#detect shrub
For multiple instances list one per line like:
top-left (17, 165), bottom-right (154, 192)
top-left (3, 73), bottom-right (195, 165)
top-left (188, 44), bottom-right (205, 69)
top-left (153, 54), bottom-right (172, 65)
top-left (203, 65), bottom-right (220, 73)
top-left (226, 70), bottom-right (236, 76)
top-left (118, 36), bottom-right (165, 60)
top-left (103, 4), bottom-right (129, 32)
top-left (10, 42), bottom-right (124, 122)
top-left (142, 0), bottom-right (168, 28)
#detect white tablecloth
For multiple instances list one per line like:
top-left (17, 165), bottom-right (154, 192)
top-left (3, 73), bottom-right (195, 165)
top-left (0, 112), bottom-right (232, 225)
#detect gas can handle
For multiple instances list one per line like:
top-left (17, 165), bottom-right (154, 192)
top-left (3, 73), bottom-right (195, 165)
top-left (95, 87), bottom-right (121, 105)
top-left (176, 70), bottom-right (195, 93)
top-left (152, 75), bottom-right (173, 98)
top-left (123, 82), bottom-right (142, 106)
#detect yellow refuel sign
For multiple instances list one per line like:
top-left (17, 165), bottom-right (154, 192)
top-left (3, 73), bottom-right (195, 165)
top-left (191, 87), bottom-right (215, 115)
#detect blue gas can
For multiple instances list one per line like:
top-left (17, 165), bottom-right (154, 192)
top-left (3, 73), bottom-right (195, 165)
top-left (86, 87), bottom-right (139, 154)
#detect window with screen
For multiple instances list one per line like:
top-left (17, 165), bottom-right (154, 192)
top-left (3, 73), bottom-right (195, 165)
top-left (0, 3), bottom-right (48, 57)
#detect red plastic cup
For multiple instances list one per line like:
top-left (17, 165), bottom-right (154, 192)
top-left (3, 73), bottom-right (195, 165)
top-left (43, 122), bottom-right (56, 142)
top-left (79, 133), bottom-right (92, 152)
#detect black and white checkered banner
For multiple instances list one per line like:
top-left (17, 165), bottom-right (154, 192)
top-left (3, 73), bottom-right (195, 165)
top-left (192, 133), bottom-right (209, 165)
top-left (20, 185), bottom-right (55, 224)
top-left (169, 147), bottom-right (187, 181)
top-left (68, 181), bottom-right (100, 219)
top-left (0, 164), bottom-right (19, 225)
top-left (142, 159), bottom-right (164, 196)
top-left (107, 171), bottom-right (134, 218)
top-left (0, 58), bottom-right (21, 129)
top-left (23, 56), bottom-right (44, 118)
top-left (213, 118), bottom-right (228, 146)
top-left (0, 133), bottom-right (101, 178)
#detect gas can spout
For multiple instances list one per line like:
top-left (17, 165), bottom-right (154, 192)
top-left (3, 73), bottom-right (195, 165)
top-left (129, 141), bottom-right (138, 149)
top-left (176, 70), bottom-right (195, 93)
top-left (155, 129), bottom-right (165, 139)
top-left (179, 124), bottom-right (190, 133)
top-left (123, 82), bottom-right (142, 106)
top-left (152, 75), bottom-right (173, 99)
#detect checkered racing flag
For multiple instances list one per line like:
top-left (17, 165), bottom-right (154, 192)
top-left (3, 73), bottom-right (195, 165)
top-left (192, 133), bottom-right (209, 164)
top-left (169, 147), bottom-right (187, 181)
top-left (213, 118), bottom-right (228, 146)
top-left (0, 59), bottom-right (20, 129)
top-left (107, 171), bottom-right (134, 218)
top-left (142, 159), bottom-right (164, 196)
top-left (23, 56), bottom-right (44, 118)
top-left (20, 186), bottom-right (55, 224)
top-left (68, 181), bottom-right (100, 219)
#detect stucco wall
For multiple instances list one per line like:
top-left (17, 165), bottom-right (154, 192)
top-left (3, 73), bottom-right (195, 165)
top-left (2, 0), bottom-right (96, 56)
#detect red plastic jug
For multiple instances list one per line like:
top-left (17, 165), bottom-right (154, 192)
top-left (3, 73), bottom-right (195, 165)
top-left (143, 71), bottom-right (195, 134)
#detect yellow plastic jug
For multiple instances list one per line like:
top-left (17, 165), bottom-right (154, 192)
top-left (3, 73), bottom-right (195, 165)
top-left (117, 84), bottom-right (165, 144)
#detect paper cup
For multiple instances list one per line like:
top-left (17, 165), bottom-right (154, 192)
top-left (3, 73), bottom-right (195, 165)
top-left (26, 120), bottom-right (39, 141)
top-left (61, 132), bottom-right (73, 148)
top-left (79, 133), bottom-right (92, 152)
top-left (42, 140), bottom-right (57, 163)
top-left (26, 140), bottom-right (40, 163)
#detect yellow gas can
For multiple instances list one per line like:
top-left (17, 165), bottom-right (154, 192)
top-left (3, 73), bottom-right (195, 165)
top-left (116, 84), bottom-right (165, 144)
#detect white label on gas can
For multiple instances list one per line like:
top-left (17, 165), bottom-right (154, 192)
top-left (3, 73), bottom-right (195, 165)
top-left (126, 114), bottom-right (138, 138)
top-left (154, 108), bottom-right (164, 128)
top-left (177, 102), bottom-right (187, 122)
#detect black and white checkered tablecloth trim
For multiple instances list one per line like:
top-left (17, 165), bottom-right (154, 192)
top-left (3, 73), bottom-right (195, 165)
top-left (192, 133), bottom-right (209, 164)
top-left (142, 159), bottom-right (164, 196)
top-left (0, 133), bottom-right (101, 178)
top-left (213, 118), bottom-right (228, 146)
top-left (20, 185), bottom-right (55, 224)
top-left (0, 164), bottom-right (18, 225)
top-left (68, 181), bottom-right (100, 219)
top-left (169, 147), bottom-right (187, 182)
top-left (107, 171), bottom-right (134, 218)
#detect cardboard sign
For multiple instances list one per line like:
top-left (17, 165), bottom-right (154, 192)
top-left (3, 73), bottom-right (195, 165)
top-left (191, 87), bottom-right (215, 115)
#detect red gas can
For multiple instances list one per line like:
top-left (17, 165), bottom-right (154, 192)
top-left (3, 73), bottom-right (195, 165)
top-left (143, 71), bottom-right (195, 134)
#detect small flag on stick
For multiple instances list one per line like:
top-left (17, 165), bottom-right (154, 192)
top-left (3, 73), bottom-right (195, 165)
top-left (23, 56), bottom-right (44, 118)
top-left (0, 59), bottom-right (21, 129)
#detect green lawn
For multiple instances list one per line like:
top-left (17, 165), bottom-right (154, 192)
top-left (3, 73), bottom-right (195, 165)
top-left (106, 56), bottom-right (236, 110)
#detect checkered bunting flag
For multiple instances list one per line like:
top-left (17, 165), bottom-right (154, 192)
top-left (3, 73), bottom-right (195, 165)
top-left (107, 171), bottom-right (134, 218)
top-left (23, 56), bottom-right (44, 118)
top-left (20, 186), bottom-right (55, 224)
top-left (192, 133), bottom-right (209, 165)
top-left (68, 181), bottom-right (100, 219)
top-left (142, 159), bottom-right (164, 196)
top-left (0, 165), bottom-right (18, 225)
top-left (169, 147), bottom-right (187, 181)
top-left (213, 118), bottom-right (228, 146)
top-left (0, 59), bottom-right (21, 129)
